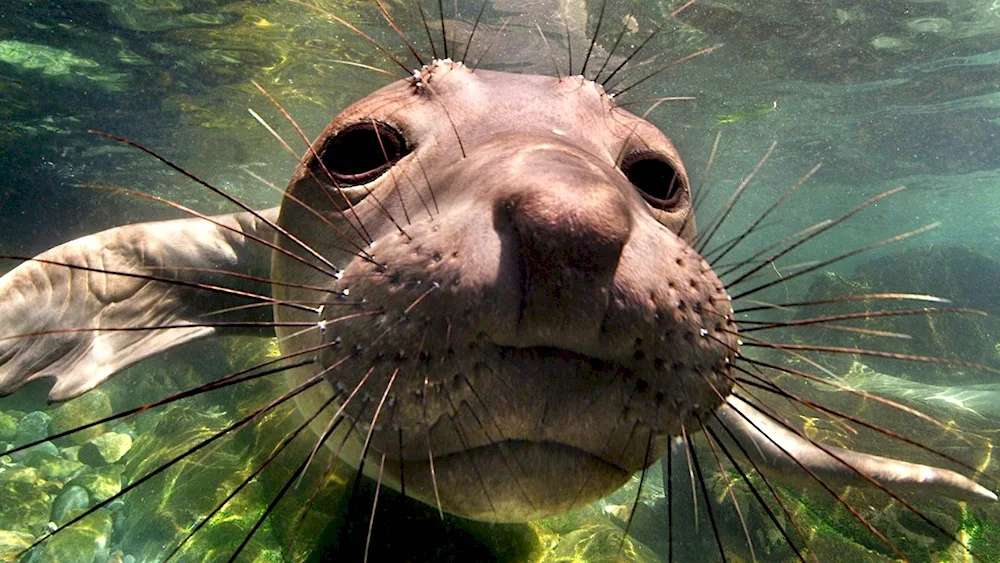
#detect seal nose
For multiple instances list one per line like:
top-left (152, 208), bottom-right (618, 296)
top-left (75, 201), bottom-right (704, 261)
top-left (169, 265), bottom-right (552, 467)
top-left (493, 144), bottom-right (633, 347)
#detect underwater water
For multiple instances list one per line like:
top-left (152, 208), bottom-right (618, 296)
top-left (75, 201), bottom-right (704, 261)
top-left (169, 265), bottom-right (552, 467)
top-left (0, 0), bottom-right (998, 561)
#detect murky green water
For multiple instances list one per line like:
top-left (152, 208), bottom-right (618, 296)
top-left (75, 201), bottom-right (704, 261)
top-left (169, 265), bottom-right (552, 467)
top-left (0, 1), bottom-right (998, 561)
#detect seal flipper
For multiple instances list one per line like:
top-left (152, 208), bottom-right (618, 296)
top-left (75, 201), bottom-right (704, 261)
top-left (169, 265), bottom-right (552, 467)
top-left (0, 208), bottom-right (279, 401)
top-left (714, 395), bottom-right (998, 504)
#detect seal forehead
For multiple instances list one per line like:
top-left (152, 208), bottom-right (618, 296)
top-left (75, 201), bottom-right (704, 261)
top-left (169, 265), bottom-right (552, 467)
top-left (331, 60), bottom-right (679, 172)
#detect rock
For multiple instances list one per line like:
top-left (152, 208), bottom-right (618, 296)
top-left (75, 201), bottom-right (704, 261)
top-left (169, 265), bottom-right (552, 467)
top-left (0, 480), bottom-right (52, 534)
top-left (78, 432), bottom-right (132, 466)
top-left (0, 412), bottom-right (16, 442)
top-left (14, 411), bottom-right (51, 447)
top-left (536, 522), bottom-right (662, 563)
top-left (60, 445), bottom-right (81, 462)
top-left (68, 465), bottom-right (124, 503)
top-left (0, 467), bottom-right (40, 484)
top-left (28, 452), bottom-right (85, 481)
top-left (51, 485), bottom-right (90, 527)
top-left (19, 441), bottom-right (59, 464)
top-left (794, 245), bottom-right (1000, 384)
top-left (48, 390), bottom-right (112, 446)
top-left (0, 529), bottom-right (35, 562)
top-left (33, 509), bottom-right (113, 563)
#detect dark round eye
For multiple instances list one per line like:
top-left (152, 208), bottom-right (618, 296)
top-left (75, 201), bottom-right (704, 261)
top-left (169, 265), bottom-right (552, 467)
top-left (621, 150), bottom-right (686, 210)
top-left (314, 120), bottom-right (409, 186)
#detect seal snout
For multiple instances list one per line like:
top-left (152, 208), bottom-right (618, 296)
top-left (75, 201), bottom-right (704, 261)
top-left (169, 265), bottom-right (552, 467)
top-left (492, 145), bottom-right (633, 346)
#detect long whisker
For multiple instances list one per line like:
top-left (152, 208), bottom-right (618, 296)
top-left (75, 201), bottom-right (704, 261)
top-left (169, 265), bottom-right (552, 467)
top-left (686, 425), bottom-right (728, 562)
top-left (163, 388), bottom-right (342, 561)
top-left (89, 130), bottom-right (345, 276)
top-left (580, 0), bottom-right (608, 79)
top-left (80, 182), bottom-right (353, 278)
top-left (248, 80), bottom-right (376, 247)
top-left (695, 142), bottom-right (777, 254)
top-left (460, 1), bottom-right (489, 64)
top-left (363, 453), bottom-right (388, 563)
top-left (601, 0), bottom-right (698, 88)
top-left (699, 418), bottom-right (757, 563)
top-left (705, 163), bottom-right (821, 264)
top-left (375, 0), bottom-right (426, 67)
top-left (17, 371), bottom-right (326, 559)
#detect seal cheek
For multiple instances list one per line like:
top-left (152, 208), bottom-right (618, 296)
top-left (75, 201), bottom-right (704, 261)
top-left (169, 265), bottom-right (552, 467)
top-left (491, 148), bottom-right (633, 347)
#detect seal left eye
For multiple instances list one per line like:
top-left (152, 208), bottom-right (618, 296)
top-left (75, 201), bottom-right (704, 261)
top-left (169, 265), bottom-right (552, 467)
top-left (316, 120), bottom-right (409, 186)
top-left (621, 150), bottom-right (686, 210)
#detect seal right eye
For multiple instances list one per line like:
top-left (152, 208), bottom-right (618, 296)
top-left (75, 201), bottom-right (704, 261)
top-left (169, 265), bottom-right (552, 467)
top-left (316, 120), bottom-right (409, 186)
top-left (621, 150), bottom-right (686, 211)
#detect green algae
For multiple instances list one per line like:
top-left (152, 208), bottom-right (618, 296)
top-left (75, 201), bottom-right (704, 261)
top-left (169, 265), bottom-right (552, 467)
top-left (0, 40), bottom-right (129, 90)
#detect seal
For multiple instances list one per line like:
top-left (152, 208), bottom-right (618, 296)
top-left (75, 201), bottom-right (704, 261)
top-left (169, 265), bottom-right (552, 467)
top-left (0, 2), bottom-right (996, 560)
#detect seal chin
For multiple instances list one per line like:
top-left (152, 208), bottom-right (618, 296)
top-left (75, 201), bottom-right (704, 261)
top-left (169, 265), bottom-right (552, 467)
top-left (403, 440), bottom-right (635, 522)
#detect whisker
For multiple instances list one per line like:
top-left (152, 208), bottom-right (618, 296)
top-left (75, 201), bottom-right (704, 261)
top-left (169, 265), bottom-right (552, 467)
top-left (705, 163), bottom-right (821, 265)
top-left (601, 0), bottom-right (698, 88)
top-left (249, 80), bottom-right (376, 247)
top-left (617, 431), bottom-right (654, 556)
top-left (471, 17), bottom-right (512, 72)
top-left (738, 307), bottom-right (985, 333)
top-left (724, 186), bottom-right (907, 289)
top-left (706, 421), bottom-right (811, 563)
top-left (735, 391), bottom-right (984, 558)
top-left (733, 370), bottom-right (992, 482)
top-left (0, 254), bottom-right (306, 315)
top-left (89, 130), bottom-right (346, 276)
top-left (561, 4), bottom-right (573, 76)
top-left (17, 371), bottom-right (326, 559)
top-left (81, 182), bottom-right (351, 278)
top-left (686, 424), bottom-right (728, 562)
top-left (740, 338), bottom-right (1000, 376)
top-left (684, 130), bottom-right (723, 237)
top-left (695, 142), bottom-right (778, 254)
top-left (734, 292), bottom-right (952, 315)
top-left (293, 0), bottom-right (410, 75)
top-left (699, 418), bottom-right (757, 563)
top-left (416, 0), bottom-right (439, 60)
top-left (724, 393), bottom-right (905, 559)
top-left (374, 0), bottom-right (426, 67)
top-left (613, 43), bottom-right (721, 97)
top-left (536, 23), bottom-right (564, 80)
top-left (437, 0), bottom-right (449, 60)
top-left (363, 452), bottom-right (387, 563)
top-left (163, 388), bottom-right (342, 561)
top-left (580, 0), bottom-right (608, 79)
top-left (460, 1), bottom-right (489, 64)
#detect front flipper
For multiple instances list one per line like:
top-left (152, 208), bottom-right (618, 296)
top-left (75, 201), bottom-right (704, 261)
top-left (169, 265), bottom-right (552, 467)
top-left (0, 208), bottom-right (279, 401)
top-left (713, 395), bottom-right (997, 504)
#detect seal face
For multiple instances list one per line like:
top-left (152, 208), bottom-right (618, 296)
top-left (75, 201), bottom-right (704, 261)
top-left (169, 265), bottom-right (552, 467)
top-left (273, 61), bottom-right (738, 521)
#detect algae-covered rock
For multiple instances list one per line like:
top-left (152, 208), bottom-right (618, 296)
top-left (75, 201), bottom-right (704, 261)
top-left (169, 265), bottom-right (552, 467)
top-left (0, 480), bottom-right (52, 534)
top-left (33, 510), bottom-right (113, 563)
top-left (78, 432), bottom-right (132, 466)
top-left (0, 467), bottom-right (40, 484)
top-left (67, 465), bottom-right (124, 504)
top-left (0, 530), bottom-right (35, 562)
top-left (50, 485), bottom-right (90, 527)
top-left (34, 454), bottom-right (86, 482)
top-left (14, 411), bottom-right (51, 447)
top-left (0, 412), bottom-right (17, 442)
top-left (793, 245), bottom-right (1000, 384)
top-left (48, 390), bottom-right (112, 446)
top-left (535, 523), bottom-right (661, 563)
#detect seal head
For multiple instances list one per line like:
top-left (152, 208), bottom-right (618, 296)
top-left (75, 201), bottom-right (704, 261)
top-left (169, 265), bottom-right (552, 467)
top-left (273, 61), bottom-right (738, 521)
